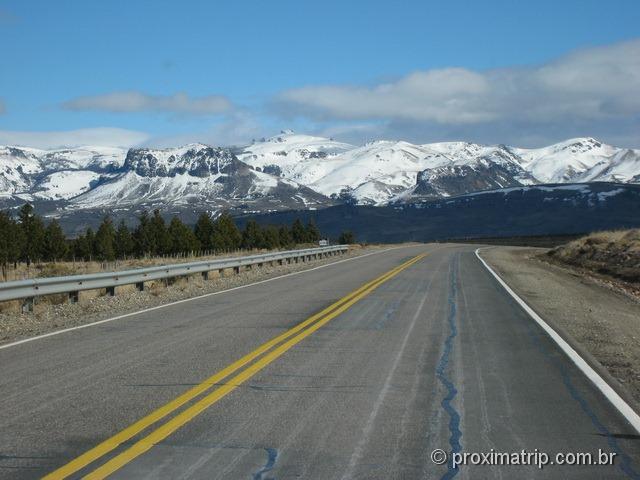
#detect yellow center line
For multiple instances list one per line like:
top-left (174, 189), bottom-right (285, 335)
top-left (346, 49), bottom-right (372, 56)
top-left (43, 253), bottom-right (425, 479)
top-left (84, 253), bottom-right (425, 479)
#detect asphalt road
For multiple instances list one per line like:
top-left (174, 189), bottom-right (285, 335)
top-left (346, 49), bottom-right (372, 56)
top-left (1, 245), bottom-right (639, 479)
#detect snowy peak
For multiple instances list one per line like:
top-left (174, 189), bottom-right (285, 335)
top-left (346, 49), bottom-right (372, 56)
top-left (0, 145), bottom-right (129, 201)
top-left (243, 131), bottom-right (353, 160)
top-left (304, 140), bottom-right (454, 205)
top-left (67, 142), bottom-right (333, 214)
top-left (0, 142), bottom-right (329, 212)
top-left (238, 132), bottom-right (354, 187)
top-left (0, 135), bottom-right (639, 214)
top-left (538, 137), bottom-right (609, 156)
top-left (123, 144), bottom-right (237, 178)
top-left (38, 146), bottom-right (127, 172)
top-left (0, 146), bottom-right (43, 195)
top-left (238, 134), bottom-right (639, 205)
top-left (407, 158), bottom-right (530, 201)
top-left (585, 148), bottom-right (640, 183)
top-left (512, 137), bottom-right (620, 183)
top-left (424, 141), bottom-right (485, 162)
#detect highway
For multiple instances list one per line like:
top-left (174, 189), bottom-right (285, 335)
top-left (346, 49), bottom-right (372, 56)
top-left (0, 245), bottom-right (639, 479)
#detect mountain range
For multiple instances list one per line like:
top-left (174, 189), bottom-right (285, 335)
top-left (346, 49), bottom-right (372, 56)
top-left (0, 131), bottom-right (638, 231)
top-left (239, 133), bottom-right (639, 204)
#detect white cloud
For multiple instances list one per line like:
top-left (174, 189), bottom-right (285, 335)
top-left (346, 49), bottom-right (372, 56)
top-left (276, 39), bottom-right (640, 128)
top-left (63, 91), bottom-right (233, 115)
top-left (144, 112), bottom-right (267, 148)
top-left (0, 127), bottom-right (150, 148)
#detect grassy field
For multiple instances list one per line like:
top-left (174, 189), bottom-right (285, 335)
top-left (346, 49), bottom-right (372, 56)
top-left (441, 234), bottom-right (584, 248)
top-left (547, 229), bottom-right (640, 284)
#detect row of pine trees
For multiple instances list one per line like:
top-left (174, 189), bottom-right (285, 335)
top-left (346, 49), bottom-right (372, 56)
top-left (0, 204), bottom-right (342, 268)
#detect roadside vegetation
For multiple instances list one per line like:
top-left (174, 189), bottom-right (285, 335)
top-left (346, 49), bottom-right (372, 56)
top-left (547, 229), bottom-right (640, 284)
top-left (0, 204), bottom-right (355, 281)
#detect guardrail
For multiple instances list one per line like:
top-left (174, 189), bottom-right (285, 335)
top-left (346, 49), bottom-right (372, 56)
top-left (0, 245), bottom-right (349, 312)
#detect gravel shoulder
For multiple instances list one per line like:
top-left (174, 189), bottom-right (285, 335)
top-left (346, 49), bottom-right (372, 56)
top-left (481, 246), bottom-right (640, 405)
top-left (0, 245), bottom-right (390, 345)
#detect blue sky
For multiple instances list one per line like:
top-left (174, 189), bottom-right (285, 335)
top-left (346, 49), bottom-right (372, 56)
top-left (1, 0), bottom-right (639, 148)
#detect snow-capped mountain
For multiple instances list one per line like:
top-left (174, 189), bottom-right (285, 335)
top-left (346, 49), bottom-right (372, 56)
top-left (400, 156), bottom-right (535, 201)
top-left (239, 133), bottom-right (639, 204)
top-left (0, 132), bottom-right (638, 223)
top-left (0, 146), bottom-right (43, 195)
top-left (512, 137), bottom-right (620, 183)
top-left (0, 145), bottom-right (126, 200)
top-left (70, 143), bottom-right (329, 212)
top-left (238, 131), bottom-right (354, 185)
top-left (241, 137), bottom-right (455, 204)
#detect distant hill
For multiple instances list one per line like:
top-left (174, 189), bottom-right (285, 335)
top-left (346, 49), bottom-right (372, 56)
top-left (235, 183), bottom-right (640, 243)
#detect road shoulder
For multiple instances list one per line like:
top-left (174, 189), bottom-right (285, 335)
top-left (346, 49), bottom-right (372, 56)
top-left (0, 246), bottom-right (390, 346)
top-left (481, 246), bottom-right (640, 407)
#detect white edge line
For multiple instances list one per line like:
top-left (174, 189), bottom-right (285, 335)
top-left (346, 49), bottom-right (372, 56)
top-left (0, 246), bottom-right (407, 351)
top-left (475, 247), bottom-right (640, 435)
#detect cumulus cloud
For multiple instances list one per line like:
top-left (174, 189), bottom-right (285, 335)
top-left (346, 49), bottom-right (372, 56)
top-left (63, 91), bottom-right (233, 115)
top-left (0, 127), bottom-right (150, 149)
top-left (276, 39), bottom-right (640, 129)
top-left (143, 112), bottom-right (266, 148)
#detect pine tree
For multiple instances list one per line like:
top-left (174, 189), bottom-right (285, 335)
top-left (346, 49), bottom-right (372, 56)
top-left (115, 220), bottom-right (134, 258)
top-left (291, 218), bottom-right (307, 244)
top-left (0, 211), bottom-right (24, 277)
top-left (338, 231), bottom-right (355, 244)
top-left (72, 234), bottom-right (84, 260)
top-left (44, 219), bottom-right (68, 261)
top-left (94, 217), bottom-right (116, 261)
top-left (85, 228), bottom-right (96, 258)
top-left (134, 211), bottom-right (155, 257)
top-left (278, 225), bottom-right (292, 248)
top-left (241, 219), bottom-right (264, 250)
top-left (194, 213), bottom-right (215, 251)
top-left (74, 227), bottom-right (95, 261)
top-left (168, 216), bottom-right (199, 254)
top-left (150, 210), bottom-right (171, 255)
top-left (305, 219), bottom-right (321, 243)
top-left (18, 203), bottom-right (46, 265)
top-left (211, 212), bottom-right (241, 252)
top-left (0, 212), bottom-right (10, 279)
top-left (263, 225), bottom-right (281, 250)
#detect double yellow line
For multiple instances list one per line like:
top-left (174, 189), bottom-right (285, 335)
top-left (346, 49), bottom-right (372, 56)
top-left (45, 253), bottom-right (426, 479)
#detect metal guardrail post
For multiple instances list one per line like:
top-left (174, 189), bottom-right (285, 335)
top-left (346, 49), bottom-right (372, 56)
top-left (22, 297), bottom-right (34, 313)
top-left (0, 246), bottom-right (348, 305)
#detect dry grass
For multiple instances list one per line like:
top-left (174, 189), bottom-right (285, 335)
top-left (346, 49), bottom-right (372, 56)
top-left (547, 229), bottom-right (640, 283)
top-left (0, 246), bottom-right (326, 282)
top-left (0, 244), bottom-right (352, 313)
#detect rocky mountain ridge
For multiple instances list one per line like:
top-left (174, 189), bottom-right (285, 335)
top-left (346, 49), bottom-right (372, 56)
top-left (0, 133), bottom-right (638, 223)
